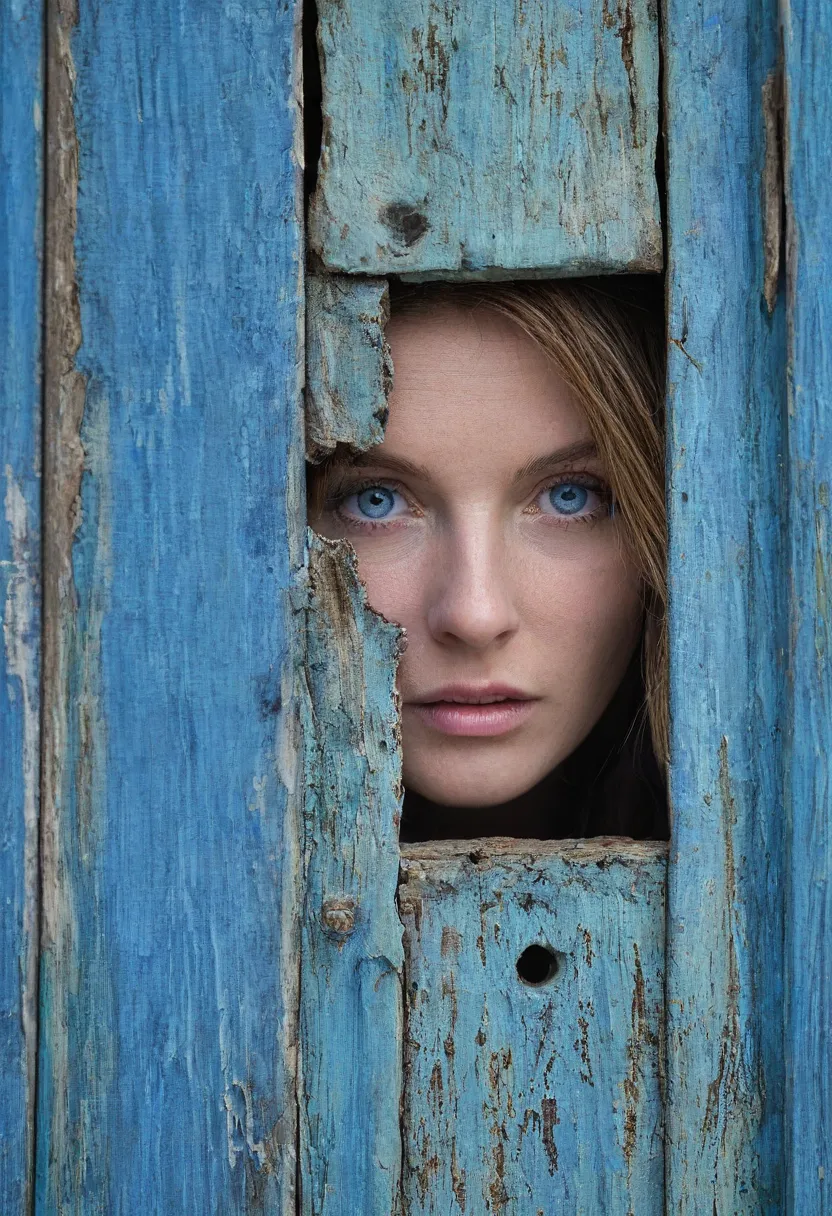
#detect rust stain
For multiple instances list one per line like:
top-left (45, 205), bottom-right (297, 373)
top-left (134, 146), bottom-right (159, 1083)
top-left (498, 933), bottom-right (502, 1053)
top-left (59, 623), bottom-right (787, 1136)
top-left (441, 924), bottom-right (462, 957)
top-left (450, 1137), bottom-right (467, 1211)
top-left (541, 1096), bottom-right (559, 1175)
top-left (614, 0), bottom-right (640, 148)
top-left (762, 65), bottom-right (784, 314)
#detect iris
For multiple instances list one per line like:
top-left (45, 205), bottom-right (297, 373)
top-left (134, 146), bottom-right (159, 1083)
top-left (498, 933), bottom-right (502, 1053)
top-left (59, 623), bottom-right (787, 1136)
top-left (549, 483), bottom-right (588, 515)
top-left (357, 486), bottom-right (396, 519)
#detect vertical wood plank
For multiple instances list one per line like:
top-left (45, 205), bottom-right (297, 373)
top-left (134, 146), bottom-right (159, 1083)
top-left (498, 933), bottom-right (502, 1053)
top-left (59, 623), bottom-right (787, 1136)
top-left (782, 2), bottom-right (832, 1207)
top-left (305, 276), bottom-right (392, 462)
top-left (299, 535), bottom-right (405, 1216)
top-left (663, 2), bottom-right (786, 1210)
top-left (399, 840), bottom-right (667, 1216)
top-left (37, 0), bottom-right (304, 1210)
top-left (309, 0), bottom-right (661, 278)
top-left (0, 1), bottom-right (43, 1210)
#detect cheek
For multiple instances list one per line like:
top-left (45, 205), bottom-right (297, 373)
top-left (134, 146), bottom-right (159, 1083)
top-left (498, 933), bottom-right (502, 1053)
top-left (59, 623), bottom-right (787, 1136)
top-left (351, 545), bottom-right (426, 634)
top-left (518, 545), bottom-right (643, 672)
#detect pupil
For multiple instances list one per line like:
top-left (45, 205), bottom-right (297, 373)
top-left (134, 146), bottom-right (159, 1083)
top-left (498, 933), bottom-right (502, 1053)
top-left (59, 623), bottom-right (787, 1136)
top-left (550, 483), bottom-right (588, 515)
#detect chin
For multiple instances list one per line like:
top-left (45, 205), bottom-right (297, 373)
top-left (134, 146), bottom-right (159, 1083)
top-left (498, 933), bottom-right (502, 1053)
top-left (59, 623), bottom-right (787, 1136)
top-left (404, 758), bottom-right (547, 809)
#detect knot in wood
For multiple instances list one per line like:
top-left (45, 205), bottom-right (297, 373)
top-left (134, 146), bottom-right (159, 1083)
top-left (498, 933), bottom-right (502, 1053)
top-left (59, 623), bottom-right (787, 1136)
top-left (321, 896), bottom-right (356, 937)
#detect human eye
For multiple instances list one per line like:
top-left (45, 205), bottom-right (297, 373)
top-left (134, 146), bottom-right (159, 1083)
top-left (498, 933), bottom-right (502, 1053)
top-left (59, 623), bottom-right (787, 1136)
top-left (532, 476), bottom-right (611, 522)
top-left (332, 481), bottom-right (411, 527)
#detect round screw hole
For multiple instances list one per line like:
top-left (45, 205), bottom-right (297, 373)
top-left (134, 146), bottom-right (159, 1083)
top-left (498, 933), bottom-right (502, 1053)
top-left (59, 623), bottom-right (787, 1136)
top-left (516, 944), bottom-right (560, 987)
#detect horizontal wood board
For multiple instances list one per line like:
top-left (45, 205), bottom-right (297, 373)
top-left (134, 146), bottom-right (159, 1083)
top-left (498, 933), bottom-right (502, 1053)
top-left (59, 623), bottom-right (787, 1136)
top-left (37, 1), bottom-right (304, 1211)
top-left (0, 1), bottom-right (43, 1210)
top-left (663, 1), bottom-right (786, 1210)
top-left (300, 534), bottom-right (405, 1215)
top-left (399, 839), bottom-right (667, 1214)
top-left (782, 0), bottom-right (832, 1207)
top-left (308, 0), bottom-right (662, 278)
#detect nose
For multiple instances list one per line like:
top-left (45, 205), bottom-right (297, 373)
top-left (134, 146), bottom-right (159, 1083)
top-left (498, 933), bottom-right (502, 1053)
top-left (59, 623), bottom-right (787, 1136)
top-left (425, 516), bottom-right (520, 651)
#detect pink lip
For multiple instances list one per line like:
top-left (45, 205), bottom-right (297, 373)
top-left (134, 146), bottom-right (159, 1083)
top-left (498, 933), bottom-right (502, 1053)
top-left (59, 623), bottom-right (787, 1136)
top-left (406, 685), bottom-right (538, 738)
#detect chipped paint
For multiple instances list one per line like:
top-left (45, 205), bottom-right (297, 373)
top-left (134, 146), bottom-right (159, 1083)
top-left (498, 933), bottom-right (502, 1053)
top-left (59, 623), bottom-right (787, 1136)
top-left (400, 839), bottom-right (666, 1212)
top-left (37, 0), bottom-right (305, 1209)
top-left (664, 0), bottom-right (787, 1207)
top-left (309, 0), bottom-right (661, 276)
top-left (299, 533), bottom-right (405, 1214)
top-left (3, 467), bottom-right (41, 1173)
top-left (305, 276), bottom-right (392, 463)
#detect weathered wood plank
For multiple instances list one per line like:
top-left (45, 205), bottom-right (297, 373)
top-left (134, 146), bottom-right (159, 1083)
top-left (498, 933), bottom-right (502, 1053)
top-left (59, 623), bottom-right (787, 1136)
top-left (663, 2), bottom-right (786, 1210)
top-left (308, 0), bottom-right (661, 278)
top-left (0, 2), bottom-right (43, 1210)
top-left (399, 839), bottom-right (667, 1215)
top-left (306, 276), bottom-right (392, 463)
top-left (37, 0), bottom-right (304, 1210)
top-left (299, 533), bottom-right (405, 1215)
top-left (782, 2), bottom-right (832, 1207)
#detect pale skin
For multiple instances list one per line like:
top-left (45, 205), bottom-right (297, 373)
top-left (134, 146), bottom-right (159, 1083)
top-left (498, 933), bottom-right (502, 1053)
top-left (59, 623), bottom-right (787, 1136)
top-left (312, 304), bottom-right (644, 811)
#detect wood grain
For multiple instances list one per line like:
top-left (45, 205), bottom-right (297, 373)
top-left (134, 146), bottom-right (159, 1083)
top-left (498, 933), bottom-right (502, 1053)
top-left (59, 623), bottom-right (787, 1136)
top-left (399, 840), bottom-right (667, 1214)
top-left (782, 0), bottom-right (832, 1207)
top-left (663, 1), bottom-right (787, 1210)
top-left (37, 1), bottom-right (304, 1210)
top-left (299, 534), bottom-right (405, 1215)
top-left (308, 0), bottom-right (661, 278)
top-left (0, 2), bottom-right (42, 1210)
top-left (306, 276), bottom-right (392, 463)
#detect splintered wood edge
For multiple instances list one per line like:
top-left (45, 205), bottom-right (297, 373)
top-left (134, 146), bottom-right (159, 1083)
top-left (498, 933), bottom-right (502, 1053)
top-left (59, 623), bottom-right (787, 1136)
top-left (400, 836), bottom-right (669, 865)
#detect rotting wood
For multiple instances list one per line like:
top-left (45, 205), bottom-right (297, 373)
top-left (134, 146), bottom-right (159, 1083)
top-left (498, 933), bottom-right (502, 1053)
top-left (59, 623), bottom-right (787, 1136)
top-left (306, 275), bottom-right (392, 463)
top-left (308, 0), bottom-right (662, 278)
top-left (299, 533), bottom-right (405, 1215)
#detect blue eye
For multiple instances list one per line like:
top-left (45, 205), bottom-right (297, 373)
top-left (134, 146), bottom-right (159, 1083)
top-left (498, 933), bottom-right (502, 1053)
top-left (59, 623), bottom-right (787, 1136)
top-left (355, 486), bottom-right (397, 519)
top-left (548, 483), bottom-right (590, 515)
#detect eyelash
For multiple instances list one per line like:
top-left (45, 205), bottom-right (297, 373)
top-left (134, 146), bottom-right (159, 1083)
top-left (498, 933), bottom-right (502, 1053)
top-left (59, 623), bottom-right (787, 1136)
top-left (327, 479), bottom-right (417, 531)
top-left (326, 473), bottom-right (614, 529)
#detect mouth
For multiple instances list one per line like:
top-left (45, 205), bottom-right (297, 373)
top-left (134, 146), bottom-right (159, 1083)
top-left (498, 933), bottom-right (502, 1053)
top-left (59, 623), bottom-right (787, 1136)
top-left (406, 685), bottom-right (538, 738)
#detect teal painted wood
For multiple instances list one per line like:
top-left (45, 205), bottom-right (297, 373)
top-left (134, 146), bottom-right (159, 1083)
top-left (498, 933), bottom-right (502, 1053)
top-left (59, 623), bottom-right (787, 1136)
top-left (782, 2), bottom-right (832, 1207)
top-left (308, 0), bottom-right (661, 279)
top-left (300, 533), bottom-right (405, 1215)
top-left (306, 276), bottom-right (392, 462)
top-left (36, 1), bottom-right (303, 1211)
top-left (664, 2), bottom-right (787, 1210)
top-left (399, 839), bottom-right (666, 1214)
top-left (0, 1), bottom-right (43, 1210)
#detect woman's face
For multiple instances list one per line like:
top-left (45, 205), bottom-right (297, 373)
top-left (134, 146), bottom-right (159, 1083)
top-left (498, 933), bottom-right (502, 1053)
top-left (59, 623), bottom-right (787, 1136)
top-left (313, 304), bottom-right (643, 808)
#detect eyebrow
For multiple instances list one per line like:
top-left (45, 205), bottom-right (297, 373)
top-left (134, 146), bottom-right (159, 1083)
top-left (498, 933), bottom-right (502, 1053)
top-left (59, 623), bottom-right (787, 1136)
top-left (513, 440), bottom-right (600, 482)
top-left (339, 438), bottom-right (599, 484)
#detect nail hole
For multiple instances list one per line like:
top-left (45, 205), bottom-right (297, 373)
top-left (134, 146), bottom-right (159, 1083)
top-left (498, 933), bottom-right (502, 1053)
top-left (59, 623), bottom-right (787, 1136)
top-left (516, 944), bottom-right (560, 987)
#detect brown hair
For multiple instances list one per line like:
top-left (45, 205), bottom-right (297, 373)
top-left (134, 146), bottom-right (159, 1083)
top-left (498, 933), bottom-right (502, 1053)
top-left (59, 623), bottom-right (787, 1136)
top-left (311, 278), bottom-right (668, 767)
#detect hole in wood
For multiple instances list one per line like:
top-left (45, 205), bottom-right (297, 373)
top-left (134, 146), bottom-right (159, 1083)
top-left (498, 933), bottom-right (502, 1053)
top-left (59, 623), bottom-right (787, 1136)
top-left (516, 943), bottom-right (560, 987)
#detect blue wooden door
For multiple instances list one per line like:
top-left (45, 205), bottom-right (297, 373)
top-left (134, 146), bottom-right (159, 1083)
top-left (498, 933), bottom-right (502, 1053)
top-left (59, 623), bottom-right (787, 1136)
top-left (1, 0), bottom-right (830, 1212)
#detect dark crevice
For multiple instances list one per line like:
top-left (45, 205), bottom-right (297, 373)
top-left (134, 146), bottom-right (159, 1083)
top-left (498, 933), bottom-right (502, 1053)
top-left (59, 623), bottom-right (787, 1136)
top-left (303, 0), bottom-right (323, 208)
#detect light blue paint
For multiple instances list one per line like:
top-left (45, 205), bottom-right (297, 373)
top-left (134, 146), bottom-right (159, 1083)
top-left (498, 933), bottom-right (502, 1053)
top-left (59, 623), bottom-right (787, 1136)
top-left (782, 1), bottom-right (832, 1208)
top-left (664, 1), bottom-right (786, 1210)
top-left (0, 2), bottom-right (42, 1211)
top-left (400, 840), bottom-right (667, 1215)
top-left (306, 276), bottom-right (392, 462)
top-left (309, 0), bottom-right (661, 278)
top-left (300, 534), bottom-right (405, 1215)
top-left (36, 1), bottom-right (303, 1211)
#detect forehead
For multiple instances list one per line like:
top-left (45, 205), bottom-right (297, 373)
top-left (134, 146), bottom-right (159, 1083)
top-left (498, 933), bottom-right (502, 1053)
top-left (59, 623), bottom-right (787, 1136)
top-left (383, 304), bottom-right (592, 466)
